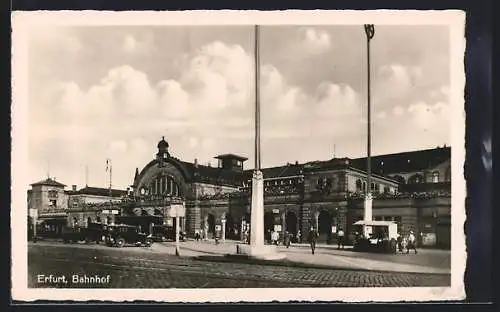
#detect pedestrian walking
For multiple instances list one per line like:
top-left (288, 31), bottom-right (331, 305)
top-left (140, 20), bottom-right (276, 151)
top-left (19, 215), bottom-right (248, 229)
top-left (308, 227), bottom-right (318, 255)
top-left (243, 229), bottom-right (249, 244)
top-left (283, 231), bottom-right (291, 248)
top-left (396, 233), bottom-right (404, 253)
top-left (337, 228), bottom-right (345, 250)
top-left (271, 230), bottom-right (279, 245)
top-left (195, 230), bottom-right (201, 242)
top-left (407, 231), bottom-right (417, 254)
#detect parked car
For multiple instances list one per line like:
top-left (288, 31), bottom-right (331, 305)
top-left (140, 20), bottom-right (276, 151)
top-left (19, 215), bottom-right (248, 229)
top-left (151, 225), bottom-right (186, 242)
top-left (352, 220), bottom-right (398, 254)
top-left (105, 224), bottom-right (153, 247)
top-left (82, 222), bottom-right (113, 244)
top-left (61, 226), bottom-right (86, 243)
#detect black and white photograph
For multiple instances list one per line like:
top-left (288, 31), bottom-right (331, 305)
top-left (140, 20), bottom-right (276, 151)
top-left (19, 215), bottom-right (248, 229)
top-left (11, 10), bottom-right (466, 302)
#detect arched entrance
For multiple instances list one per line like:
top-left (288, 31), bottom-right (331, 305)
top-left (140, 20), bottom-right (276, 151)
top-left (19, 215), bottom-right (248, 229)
top-left (207, 213), bottom-right (216, 237)
top-left (318, 210), bottom-right (333, 243)
top-left (225, 214), bottom-right (237, 239)
top-left (285, 211), bottom-right (298, 237)
top-left (264, 212), bottom-right (274, 242)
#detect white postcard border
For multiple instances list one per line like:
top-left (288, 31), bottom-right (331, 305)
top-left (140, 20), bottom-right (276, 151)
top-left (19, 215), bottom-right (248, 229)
top-left (11, 9), bottom-right (466, 302)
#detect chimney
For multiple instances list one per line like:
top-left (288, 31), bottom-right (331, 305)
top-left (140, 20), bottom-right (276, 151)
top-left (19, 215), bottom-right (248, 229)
top-left (72, 185), bottom-right (77, 191)
top-left (194, 158), bottom-right (198, 167)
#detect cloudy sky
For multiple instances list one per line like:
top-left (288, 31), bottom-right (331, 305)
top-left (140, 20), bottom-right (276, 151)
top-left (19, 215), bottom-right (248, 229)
top-left (27, 25), bottom-right (450, 189)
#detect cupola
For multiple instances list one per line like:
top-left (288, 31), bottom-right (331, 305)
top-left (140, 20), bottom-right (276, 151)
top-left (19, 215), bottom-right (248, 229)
top-left (156, 136), bottom-right (170, 160)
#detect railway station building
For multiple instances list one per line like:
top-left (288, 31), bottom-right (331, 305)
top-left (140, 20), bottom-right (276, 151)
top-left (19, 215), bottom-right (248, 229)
top-left (28, 137), bottom-right (451, 248)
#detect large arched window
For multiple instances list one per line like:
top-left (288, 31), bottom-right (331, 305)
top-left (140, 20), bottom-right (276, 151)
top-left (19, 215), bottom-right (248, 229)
top-left (147, 175), bottom-right (182, 196)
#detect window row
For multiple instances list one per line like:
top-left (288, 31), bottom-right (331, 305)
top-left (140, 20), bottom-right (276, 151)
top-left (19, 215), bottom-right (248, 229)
top-left (140, 176), bottom-right (181, 197)
top-left (355, 179), bottom-right (392, 193)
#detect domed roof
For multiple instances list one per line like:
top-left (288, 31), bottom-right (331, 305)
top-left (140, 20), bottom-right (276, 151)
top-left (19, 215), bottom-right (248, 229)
top-left (157, 136), bottom-right (169, 149)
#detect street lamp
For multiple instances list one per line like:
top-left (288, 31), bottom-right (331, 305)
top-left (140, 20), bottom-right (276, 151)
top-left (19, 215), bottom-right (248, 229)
top-left (363, 24), bottom-right (375, 226)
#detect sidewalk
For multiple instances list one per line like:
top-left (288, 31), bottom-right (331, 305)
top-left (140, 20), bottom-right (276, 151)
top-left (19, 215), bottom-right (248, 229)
top-left (160, 240), bottom-right (451, 275)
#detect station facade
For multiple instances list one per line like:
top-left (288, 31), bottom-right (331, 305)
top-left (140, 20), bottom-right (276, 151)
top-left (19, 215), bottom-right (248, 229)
top-left (28, 137), bottom-right (451, 248)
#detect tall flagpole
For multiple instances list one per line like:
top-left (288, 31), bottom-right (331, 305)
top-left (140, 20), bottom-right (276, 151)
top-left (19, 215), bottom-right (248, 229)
top-left (249, 24), bottom-right (265, 247)
top-left (364, 24), bottom-right (375, 224)
top-left (255, 25), bottom-right (261, 171)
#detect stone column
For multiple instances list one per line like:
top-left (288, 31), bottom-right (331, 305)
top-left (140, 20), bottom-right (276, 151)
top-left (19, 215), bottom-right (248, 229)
top-left (250, 170), bottom-right (265, 246)
top-left (221, 218), bottom-right (226, 241)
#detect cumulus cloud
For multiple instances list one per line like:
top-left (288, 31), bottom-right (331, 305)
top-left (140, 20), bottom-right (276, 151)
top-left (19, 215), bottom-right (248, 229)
top-left (28, 31), bottom-right (451, 188)
top-left (375, 64), bottom-right (423, 103)
top-left (298, 28), bottom-right (332, 54)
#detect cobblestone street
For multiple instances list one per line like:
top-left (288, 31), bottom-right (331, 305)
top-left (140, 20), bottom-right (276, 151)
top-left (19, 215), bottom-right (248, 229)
top-left (28, 242), bottom-right (450, 288)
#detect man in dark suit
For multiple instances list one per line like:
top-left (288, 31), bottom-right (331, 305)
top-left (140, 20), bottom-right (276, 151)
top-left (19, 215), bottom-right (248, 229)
top-left (308, 227), bottom-right (318, 255)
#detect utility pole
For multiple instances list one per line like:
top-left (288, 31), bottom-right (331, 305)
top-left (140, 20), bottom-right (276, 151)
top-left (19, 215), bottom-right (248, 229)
top-left (364, 24), bottom-right (375, 225)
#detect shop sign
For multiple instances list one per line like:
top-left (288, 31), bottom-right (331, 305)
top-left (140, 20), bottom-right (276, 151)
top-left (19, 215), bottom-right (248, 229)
top-left (331, 225), bottom-right (337, 233)
top-left (101, 210), bottom-right (109, 214)
top-left (272, 209), bottom-right (280, 214)
top-left (111, 210), bottom-right (119, 215)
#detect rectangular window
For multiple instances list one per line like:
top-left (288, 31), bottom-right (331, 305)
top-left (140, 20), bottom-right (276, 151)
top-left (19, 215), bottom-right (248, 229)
top-left (49, 199), bottom-right (57, 208)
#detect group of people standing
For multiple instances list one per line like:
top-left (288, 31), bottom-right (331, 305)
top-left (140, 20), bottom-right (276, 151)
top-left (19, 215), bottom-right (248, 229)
top-left (396, 230), bottom-right (418, 254)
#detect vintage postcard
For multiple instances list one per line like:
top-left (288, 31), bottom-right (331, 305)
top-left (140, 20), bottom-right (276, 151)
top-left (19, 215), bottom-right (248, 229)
top-left (11, 10), bottom-right (466, 302)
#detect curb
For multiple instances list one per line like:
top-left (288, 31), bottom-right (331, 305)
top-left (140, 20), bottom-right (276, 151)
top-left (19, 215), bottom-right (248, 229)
top-left (190, 254), bottom-right (451, 276)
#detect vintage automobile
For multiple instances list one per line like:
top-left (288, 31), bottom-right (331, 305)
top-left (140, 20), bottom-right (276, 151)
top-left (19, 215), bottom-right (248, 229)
top-left (105, 224), bottom-right (153, 247)
top-left (151, 224), bottom-right (186, 242)
top-left (83, 222), bottom-right (116, 244)
top-left (61, 226), bottom-right (86, 243)
top-left (352, 220), bottom-right (398, 253)
top-left (61, 223), bottom-right (113, 244)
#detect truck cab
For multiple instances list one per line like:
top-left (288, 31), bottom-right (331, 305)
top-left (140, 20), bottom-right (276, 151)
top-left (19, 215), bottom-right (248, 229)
top-left (352, 220), bottom-right (398, 253)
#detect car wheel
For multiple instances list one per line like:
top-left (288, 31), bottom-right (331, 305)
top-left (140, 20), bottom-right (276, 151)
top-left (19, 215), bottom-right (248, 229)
top-left (115, 238), bottom-right (125, 248)
top-left (145, 239), bottom-right (153, 247)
